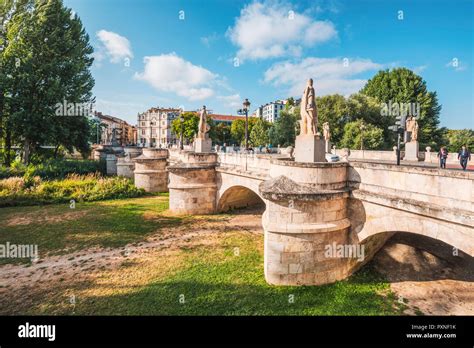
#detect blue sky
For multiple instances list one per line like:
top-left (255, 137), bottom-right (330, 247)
top-left (64, 0), bottom-right (473, 129)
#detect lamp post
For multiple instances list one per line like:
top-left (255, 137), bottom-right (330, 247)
top-left (243, 99), bottom-right (250, 150)
top-left (180, 114), bottom-right (184, 150)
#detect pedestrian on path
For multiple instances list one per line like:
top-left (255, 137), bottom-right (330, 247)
top-left (437, 146), bottom-right (448, 168)
top-left (457, 145), bottom-right (471, 171)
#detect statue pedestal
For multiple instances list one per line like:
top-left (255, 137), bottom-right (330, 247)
top-left (404, 141), bottom-right (420, 161)
top-left (195, 138), bottom-right (212, 153)
top-left (295, 135), bottom-right (326, 163)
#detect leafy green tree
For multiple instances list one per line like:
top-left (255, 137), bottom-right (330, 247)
top-left (315, 94), bottom-right (348, 146)
top-left (230, 118), bottom-right (257, 146)
top-left (0, 0), bottom-right (29, 166)
top-left (230, 119), bottom-right (245, 145)
top-left (340, 120), bottom-right (384, 150)
top-left (171, 112), bottom-right (199, 143)
top-left (268, 110), bottom-right (297, 147)
top-left (361, 68), bottom-right (443, 149)
top-left (209, 121), bottom-right (230, 145)
top-left (2, 0), bottom-right (95, 164)
top-left (249, 118), bottom-right (270, 147)
top-left (445, 129), bottom-right (474, 152)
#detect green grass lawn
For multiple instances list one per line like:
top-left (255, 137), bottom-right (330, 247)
top-left (0, 196), bottom-right (405, 315)
top-left (0, 194), bottom-right (182, 264)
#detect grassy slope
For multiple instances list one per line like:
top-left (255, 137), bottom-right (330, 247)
top-left (0, 196), bottom-right (403, 315)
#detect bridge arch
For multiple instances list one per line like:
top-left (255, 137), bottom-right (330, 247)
top-left (356, 212), bottom-right (474, 256)
top-left (217, 185), bottom-right (265, 212)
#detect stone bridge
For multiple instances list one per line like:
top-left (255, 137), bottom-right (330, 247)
top-left (130, 148), bottom-right (474, 286)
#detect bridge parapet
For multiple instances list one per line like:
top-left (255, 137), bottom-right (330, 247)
top-left (349, 161), bottom-right (474, 226)
top-left (217, 152), bottom-right (286, 176)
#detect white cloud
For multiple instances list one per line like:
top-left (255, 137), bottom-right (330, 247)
top-left (227, 1), bottom-right (337, 61)
top-left (263, 57), bottom-right (382, 96)
top-left (96, 30), bottom-right (133, 63)
top-left (445, 59), bottom-right (467, 72)
top-left (217, 94), bottom-right (242, 108)
top-left (134, 53), bottom-right (218, 101)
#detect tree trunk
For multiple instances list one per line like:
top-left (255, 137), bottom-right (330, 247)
top-left (23, 139), bottom-right (30, 165)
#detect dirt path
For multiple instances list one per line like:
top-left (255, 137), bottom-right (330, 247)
top-left (0, 210), bottom-right (263, 298)
top-left (372, 233), bottom-right (474, 315)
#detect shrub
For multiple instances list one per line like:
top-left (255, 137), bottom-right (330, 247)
top-left (0, 174), bottom-right (145, 207)
top-left (0, 159), bottom-right (105, 180)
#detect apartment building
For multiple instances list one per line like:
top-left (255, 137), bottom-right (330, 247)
top-left (254, 100), bottom-right (286, 123)
top-left (95, 112), bottom-right (136, 146)
top-left (137, 107), bottom-right (181, 147)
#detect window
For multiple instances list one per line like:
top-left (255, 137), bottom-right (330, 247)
top-left (141, 129), bottom-right (145, 135)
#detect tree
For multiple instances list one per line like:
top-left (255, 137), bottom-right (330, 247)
top-left (268, 110), bottom-right (297, 147)
top-left (230, 119), bottom-right (245, 145)
top-left (171, 112), bottom-right (199, 143)
top-left (340, 120), bottom-right (384, 150)
top-left (209, 121), bottom-right (230, 145)
top-left (315, 94), bottom-right (348, 146)
top-left (230, 118), bottom-right (257, 146)
top-left (0, 0), bottom-right (29, 166)
top-left (2, 0), bottom-right (95, 164)
top-left (249, 118), bottom-right (270, 147)
top-left (361, 68), bottom-right (443, 149)
top-left (446, 129), bottom-right (474, 152)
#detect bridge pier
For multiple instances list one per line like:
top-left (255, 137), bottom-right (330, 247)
top-left (133, 148), bottom-right (169, 192)
top-left (260, 160), bottom-right (366, 286)
top-left (168, 151), bottom-right (218, 214)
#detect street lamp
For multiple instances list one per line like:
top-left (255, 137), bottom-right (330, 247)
top-left (180, 114), bottom-right (184, 150)
top-left (237, 98), bottom-right (251, 151)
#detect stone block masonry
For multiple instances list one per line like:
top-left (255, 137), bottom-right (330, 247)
top-left (167, 151), bottom-right (218, 215)
top-left (133, 148), bottom-right (168, 193)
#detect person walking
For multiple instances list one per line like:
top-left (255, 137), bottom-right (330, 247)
top-left (437, 146), bottom-right (448, 169)
top-left (457, 145), bottom-right (471, 171)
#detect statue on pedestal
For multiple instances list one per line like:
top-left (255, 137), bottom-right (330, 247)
top-left (294, 78), bottom-right (326, 163)
top-left (195, 105), bottom-right (212, 153)
top-left (300, 79), bottom-right (318, 136)
top-left (323, 122), bottom-right (331, 141)
top-left (323, 122), bottom-right (331, 153)
top-left (406, 116), bottom-right (419, 142)
top-left (404, 115), bottom-right (420, 161)
top-left (197, 105), bottom-right (209, 139)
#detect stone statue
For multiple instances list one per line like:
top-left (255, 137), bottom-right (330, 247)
top-left (300, 78), bottom-right (318, 136)
top-left (323, 122), bottom-right (331, 141)
top-left (197, 105), bottom-right (209, 139)
top-left (406, 116), bottom-right (419, 142)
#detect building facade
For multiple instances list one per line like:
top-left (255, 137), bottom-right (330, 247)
top-left (255, 100), bottom-right (286, 123)
top-left (95, 112), bottom-right (136, 146)
top-left (137, 107), bottom-right (181, 147)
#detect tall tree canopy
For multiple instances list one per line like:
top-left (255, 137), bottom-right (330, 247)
top-left (445, 129), bottom-right (474, 152)
top-left (171, 112), bottom-right (199, 143)
top-left (1, 0), bottom-right (95, 164)
top-left (361, 68), bottom-right (443, 149)
top-left (340, 119), bottom-right (384, 150)
top-left (249, 117), bottom-right (270, 147)
top-left (268, 109), bottom-right (297, 147)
